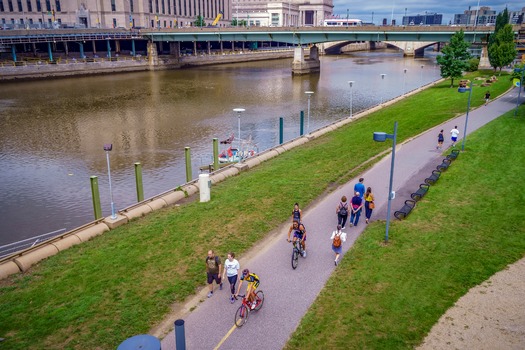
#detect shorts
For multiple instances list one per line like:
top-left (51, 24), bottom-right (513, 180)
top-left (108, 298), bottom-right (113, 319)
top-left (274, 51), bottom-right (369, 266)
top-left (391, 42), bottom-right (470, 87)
top-left (293, 232), bottom-right (306, 241)
top-left (332, 244), bottom-right (342, 254)
top-left (207, 272), bottom-right (221, 285)
top-left (246, 281), bottom-right (260, 291)
top-left (451, 136), bottom-right (458, 142)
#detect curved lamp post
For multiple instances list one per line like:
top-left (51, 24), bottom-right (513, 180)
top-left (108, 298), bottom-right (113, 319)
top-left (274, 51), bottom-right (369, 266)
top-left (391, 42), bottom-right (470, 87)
top-left (103, 143), bottom-right (117, 219)
top-left (305, 91), bottom-right (314, 133)
top-left (373, 121), bottom-right (398, 243)
top-left (348, 81), bottom-right (355, 118)
top-left (403, 68), bottom-right (407, 94)
top-left (420, 65), bottom-right (424, 87)
top-left (458, 82), bottom-right (473, 151)
top-left (380, 74), bottom-right (386, 104)
top-left (233, 108), bottom-right (245, 143)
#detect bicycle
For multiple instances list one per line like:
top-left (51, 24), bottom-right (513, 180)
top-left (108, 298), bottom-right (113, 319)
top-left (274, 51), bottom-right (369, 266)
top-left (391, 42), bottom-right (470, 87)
top-left (289, 238), bottom-right (305, 270)
top-left (234, 291), bottom-right (265, 327)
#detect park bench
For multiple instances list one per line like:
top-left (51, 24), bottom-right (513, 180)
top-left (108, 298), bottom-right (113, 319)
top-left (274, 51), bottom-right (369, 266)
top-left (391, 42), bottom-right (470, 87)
top-left (425, 170), bottom-right (442, 185)
top-left (446, 149), bottom-right (460, 161)
top-left (437, 158), bottom-right (452, 171)
top-left (394, 200), bottom-right (416, 220)
top-left (411, 183), bottom-right (430, 201)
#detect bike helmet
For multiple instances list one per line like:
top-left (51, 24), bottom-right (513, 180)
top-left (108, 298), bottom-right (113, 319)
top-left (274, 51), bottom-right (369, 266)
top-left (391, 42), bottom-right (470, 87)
top-left (242, 269), bottom-right (249, 277)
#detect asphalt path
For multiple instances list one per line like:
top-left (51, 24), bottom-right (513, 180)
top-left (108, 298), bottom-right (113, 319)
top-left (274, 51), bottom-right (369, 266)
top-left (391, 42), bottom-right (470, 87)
top-left (160, 87), bottom-right (522, 350)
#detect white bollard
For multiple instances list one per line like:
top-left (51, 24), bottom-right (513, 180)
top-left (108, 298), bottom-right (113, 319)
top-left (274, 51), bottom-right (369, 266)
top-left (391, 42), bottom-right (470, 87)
top-left (199, 174), bottom-right (211, 202)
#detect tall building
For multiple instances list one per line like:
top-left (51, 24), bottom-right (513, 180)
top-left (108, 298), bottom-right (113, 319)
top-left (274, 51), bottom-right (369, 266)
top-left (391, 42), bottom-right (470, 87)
top-left (402, 12), bottom-right (442, 26)
top-left (509, 7), bottom-right (525, 25)
top-left (453, 6), bottom-right (496, 26)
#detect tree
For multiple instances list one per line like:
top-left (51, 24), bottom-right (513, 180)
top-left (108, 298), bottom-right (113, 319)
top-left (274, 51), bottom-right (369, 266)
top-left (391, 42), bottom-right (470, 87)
top-left (488, 9), bottom-right (517, 71)
top-left (436, 30), bottom-right (471, 87)
top-left (194, 15), bottom-right (206, 28)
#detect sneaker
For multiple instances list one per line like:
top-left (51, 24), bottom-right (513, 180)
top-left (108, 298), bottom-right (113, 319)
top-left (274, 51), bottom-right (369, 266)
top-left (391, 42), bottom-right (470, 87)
top-left (365, 219), bottom-right (369, 224)
top-left (349, 223), bottom-right (353, 227)
top-left (230, 296), bottom-right (235, 304)
top-left (334, 260), bottom-right (338, 266)
top-left (251, 302), bottom-right (256, 310)
top-left (302, 251), bottom-right (307, 258)
top-left (219, 283), bottom-right (223, 290)
top-left (207, 292), bottom-right (213, 298)
top-left (342, 226), bottom-right (345, 229)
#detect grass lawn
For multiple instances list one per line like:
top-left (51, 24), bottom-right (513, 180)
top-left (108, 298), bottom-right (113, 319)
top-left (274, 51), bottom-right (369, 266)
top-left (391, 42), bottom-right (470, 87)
top-left (0, 71), bottom-right (515, 349)
top-left (284, 107), bottom-right (525, 349)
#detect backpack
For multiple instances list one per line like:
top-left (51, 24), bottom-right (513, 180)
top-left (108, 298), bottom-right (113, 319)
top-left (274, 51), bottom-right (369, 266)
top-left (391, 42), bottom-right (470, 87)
top-left (339, 202), bottom-right (348, 216)
top-left (333, 232), bottom-right (342, 248)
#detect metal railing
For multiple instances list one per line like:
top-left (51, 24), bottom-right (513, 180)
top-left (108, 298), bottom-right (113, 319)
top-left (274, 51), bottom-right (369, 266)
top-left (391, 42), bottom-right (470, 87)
top-left (0, 228), bottom-right (66, 259)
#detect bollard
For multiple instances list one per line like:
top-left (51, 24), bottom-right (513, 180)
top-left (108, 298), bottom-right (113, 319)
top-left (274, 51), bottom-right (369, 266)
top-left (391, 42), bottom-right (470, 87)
top-left (213, 138), bottom-right (219, 172)
top-left (199, 173), bottom-right (211, 202)
top-left (90, 176), bottom-right (102, 220)
top-left (117, 334), bottom-right (160, 350)
top-left (134, 162), bottom-right (144, 202)
top-left (185, 147), bottom-right (192, 183)
top-left (175, 319), bottom-right (186, 350)
top-left (300, 111), bottom-right (304, 136)
top-left (279, 117), bottom-right (284, 144)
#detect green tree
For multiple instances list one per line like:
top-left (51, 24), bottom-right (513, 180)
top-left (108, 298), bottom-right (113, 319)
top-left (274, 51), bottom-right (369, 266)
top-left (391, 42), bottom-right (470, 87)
top-left (194, 15), bottom-right (206, 27)
top-left (488, 9), bottom-right (517, 71)
top-left (436, 30), bottom-right (471, 87)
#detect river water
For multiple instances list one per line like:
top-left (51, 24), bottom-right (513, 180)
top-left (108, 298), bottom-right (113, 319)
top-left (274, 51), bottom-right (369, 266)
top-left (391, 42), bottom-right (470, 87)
top-left (0, 49), bottom-right (441, 245)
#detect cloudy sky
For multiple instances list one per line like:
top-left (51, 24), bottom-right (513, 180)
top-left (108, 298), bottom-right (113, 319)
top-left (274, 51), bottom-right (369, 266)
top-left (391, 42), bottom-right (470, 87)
top-left (331, 1), bottom-right (520, 24)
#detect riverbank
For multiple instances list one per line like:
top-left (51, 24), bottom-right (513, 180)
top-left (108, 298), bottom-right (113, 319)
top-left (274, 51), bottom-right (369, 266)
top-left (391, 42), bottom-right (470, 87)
top-left (0, 71), bottom-right (514, 349)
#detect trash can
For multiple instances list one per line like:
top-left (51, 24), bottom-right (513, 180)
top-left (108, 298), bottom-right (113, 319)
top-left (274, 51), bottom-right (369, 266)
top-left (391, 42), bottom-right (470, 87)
top-left (117, 334), bottom-right (161, 350)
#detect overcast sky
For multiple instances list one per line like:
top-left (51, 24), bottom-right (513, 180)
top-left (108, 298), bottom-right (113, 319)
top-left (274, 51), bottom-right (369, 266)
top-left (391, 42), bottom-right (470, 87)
top-left (332, 1), bottom-right (520, 24)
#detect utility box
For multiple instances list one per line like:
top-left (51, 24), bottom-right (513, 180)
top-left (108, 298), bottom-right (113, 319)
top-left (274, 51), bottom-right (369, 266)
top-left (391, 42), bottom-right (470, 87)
top-left (199, 174), bottom-right (211, 202)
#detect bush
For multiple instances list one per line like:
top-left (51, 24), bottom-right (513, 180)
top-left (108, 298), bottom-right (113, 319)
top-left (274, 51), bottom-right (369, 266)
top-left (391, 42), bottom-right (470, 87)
top-left (467, 58), bottom-right (480, 72)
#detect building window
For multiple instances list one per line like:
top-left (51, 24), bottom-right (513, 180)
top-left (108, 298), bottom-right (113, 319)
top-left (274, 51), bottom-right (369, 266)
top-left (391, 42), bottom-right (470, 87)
top-left (130, 0), bottom-right (133, 12)
top-left (26, 0), bottom-right (31, 11)
top-left (161, 0), bottom-right (164, 14)
top-left (44, 0), bottom-right (49, 11)
top-left (155, 0), bottom-right (158, 13)
top-left (7, 0), bottom-right (13, 12)
top-left (16, 0), bottom-right (21, 11)
top-left (54, 0), bottom-right (60, 12)
top-left (167, 0), bottom-right (170, 14)
top-left (113, 17), bottom-right (116, 27)
top-left (111, 0), bottom-right (115, 12)
top-left (183, 0), bottom-right (186, 16)
top-left (0, 1), bottom-right (4, 12)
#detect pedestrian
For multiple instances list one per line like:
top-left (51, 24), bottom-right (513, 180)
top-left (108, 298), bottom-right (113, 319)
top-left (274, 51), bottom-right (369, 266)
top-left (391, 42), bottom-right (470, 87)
top-left (330, 224), bottom-right (347, 266)
top-left (222, 252), bottom-right (240, 303)
top-left (450, 126), bottom-right (459, 147)
top-left (485, 91), bottom-right (490, 106)
top-left (291, 202), bottom-right (302, 223)
top-left (336, 196), bottom-right (349, 229)
top-left (354, 178), bottom-right (365, 199)
top-left (349, 191), bottom-right (364, 226)
top-left (364, 187), bottom-right (375, 224)
top-left (437, 129), bottom-right (444, 150)
top-left (205, 250), bottom-right (223, 298)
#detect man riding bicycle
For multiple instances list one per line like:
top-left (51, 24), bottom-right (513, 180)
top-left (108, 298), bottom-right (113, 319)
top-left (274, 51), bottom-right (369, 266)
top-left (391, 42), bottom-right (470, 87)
top-left (235, 269), bottom-right (260, 309)
top-left (287, 220), bottom-right (307, 257)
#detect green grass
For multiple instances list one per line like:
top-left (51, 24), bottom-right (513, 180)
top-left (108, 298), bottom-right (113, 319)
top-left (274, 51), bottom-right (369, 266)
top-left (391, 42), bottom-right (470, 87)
top-left (284, 108), bottom-right (525, 350)
top-left (0, 71), bottom-right (514, 349)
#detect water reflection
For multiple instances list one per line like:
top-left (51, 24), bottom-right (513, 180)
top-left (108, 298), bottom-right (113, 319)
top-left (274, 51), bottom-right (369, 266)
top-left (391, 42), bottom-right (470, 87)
top-left (0, 49), bottom-right (440, 244)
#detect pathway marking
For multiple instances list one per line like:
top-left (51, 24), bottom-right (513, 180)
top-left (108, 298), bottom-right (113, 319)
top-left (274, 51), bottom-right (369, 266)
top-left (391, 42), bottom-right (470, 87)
top-left (213, 324), bottom-right (237, 350)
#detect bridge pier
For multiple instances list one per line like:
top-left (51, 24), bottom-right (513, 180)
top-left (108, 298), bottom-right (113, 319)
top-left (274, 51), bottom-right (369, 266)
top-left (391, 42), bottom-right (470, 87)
top-left (291, 45), bottom-right (320, 75)
top-left (478, 45), bottom-right (491, 69)
top-left (148, 41), bottom-right (159, 66)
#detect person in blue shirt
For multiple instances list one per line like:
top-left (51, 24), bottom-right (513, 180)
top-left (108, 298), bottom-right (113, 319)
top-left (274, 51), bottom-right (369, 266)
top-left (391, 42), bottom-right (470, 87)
top-left (354, 178), bottom-right (365, 199)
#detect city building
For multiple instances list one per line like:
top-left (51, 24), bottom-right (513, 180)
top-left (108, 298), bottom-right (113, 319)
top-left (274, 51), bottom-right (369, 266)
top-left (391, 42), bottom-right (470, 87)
top-left (0, 0), bottom-right (332, 29)
top-left (509, 7), bottom-right (525, 25)
top-left (402, 12), bottom-right (442, 26)
top-left (453, 6), bottom-right (497, 26)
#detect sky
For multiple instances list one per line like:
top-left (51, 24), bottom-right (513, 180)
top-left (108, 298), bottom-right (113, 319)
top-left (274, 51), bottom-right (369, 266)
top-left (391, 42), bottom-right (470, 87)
top-left (331, 1), bottom-right (520, 25)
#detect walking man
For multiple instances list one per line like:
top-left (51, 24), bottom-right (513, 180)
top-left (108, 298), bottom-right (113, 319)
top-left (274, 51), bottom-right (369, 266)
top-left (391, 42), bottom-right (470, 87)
top-left (206, 250), bottom-right (223, 298)
top-left (485, 91), bottom-right (490, 106)
top-left (450, 126), bottom-right (459, 147)
top-left (354, 178), bottom-right (365, 199)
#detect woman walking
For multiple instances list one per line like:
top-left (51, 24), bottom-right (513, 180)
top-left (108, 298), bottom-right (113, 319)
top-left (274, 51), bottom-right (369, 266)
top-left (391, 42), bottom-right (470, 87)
top-left (364, 187), bottom-right (375, 224)
top-left (336, 196), bottom-right (349, 229)
top-left (330, 224), bottom-right (347, 266)
top-left (222, 252), bottom-right (240, 303)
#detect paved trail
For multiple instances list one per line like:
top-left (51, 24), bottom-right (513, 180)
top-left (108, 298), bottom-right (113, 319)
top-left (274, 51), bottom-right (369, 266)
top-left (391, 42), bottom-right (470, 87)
top-left (159, 87), bottom-right (523, 350)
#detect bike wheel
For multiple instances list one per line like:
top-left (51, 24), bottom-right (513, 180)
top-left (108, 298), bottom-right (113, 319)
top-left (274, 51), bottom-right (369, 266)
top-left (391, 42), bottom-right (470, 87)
top-left (234, 304), bottom-right (249, 327)
top-left (254, 290), bottom-right (264, 311)
top-left (291, 248), bottom-right (299, 269)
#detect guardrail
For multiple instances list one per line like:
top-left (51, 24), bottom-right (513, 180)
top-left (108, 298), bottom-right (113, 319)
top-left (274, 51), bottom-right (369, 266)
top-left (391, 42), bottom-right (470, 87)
top-left (0, 55), bottom-right (148, 67)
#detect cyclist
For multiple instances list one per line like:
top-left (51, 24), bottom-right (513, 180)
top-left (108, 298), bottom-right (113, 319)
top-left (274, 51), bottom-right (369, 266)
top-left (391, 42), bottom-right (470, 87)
top-left (235, 269), bottom-right (260, 309)
top-left (287, 220), bottom-right (307, 257)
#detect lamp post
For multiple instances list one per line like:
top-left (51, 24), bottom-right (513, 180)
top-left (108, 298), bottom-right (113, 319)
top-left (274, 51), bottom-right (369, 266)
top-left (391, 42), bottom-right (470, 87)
top-left (305, 91), bottom-right (314, 133)
top-left (514, 67), bottom-right (525, 117)
top-left (233, 108), bottom-right (245, 143)
top-left (458, 81), bottom-right (473, 151)
top-left (403, 68), bottom-right (407, 94)
top-left (373, 121), bottom-right (398, 243)
top-left (103, 143), bottom-right (117, 219)
top-left (380, 73), bottom-right (386, 104)
top-left (371, 12), bottom-right (374, 25)
top-left (420, 65), bottom-right (424, 87)
top-left (348, 81), bottom-right (355, 118)
top-left (346, 9), bottom-right (349, 28)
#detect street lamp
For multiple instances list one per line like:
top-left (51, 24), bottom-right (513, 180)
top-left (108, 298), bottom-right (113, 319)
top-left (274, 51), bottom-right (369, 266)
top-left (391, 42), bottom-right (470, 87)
top-left (458, 81), bottom-right (473, 151)
top-left (403, 68), bottom-right (407, 94)
top-left (346, 9), bottom-right (349, 28)
top-left (514, 67), bottom-right (525, 117)
top-left (373, 121), bottom-right (398, 243)
top-left (233, 108), bottom-right (245, 144)
top-left (348, 81), bottom-right (355, 118)
top-left (380, 73), bottom-right (386, 104)
top-left (103, 143), bottom-right (117, 219)
top-left (305, 91), bottom-right (314, 133)
top-left (420, 65), bottom-right (424, 87)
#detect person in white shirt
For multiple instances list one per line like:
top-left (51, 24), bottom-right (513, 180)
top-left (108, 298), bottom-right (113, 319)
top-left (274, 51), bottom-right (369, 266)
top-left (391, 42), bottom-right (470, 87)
top-left (330, 225), bottom-right (347, 266)
top-left (450, 126), bottom-right (460, 147)
top-left (222, 252), bottom-right (241, 303)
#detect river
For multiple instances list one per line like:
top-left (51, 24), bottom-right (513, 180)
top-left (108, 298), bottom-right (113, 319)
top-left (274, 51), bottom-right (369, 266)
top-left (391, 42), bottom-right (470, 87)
top-left (0, 49), bottom-right (441, 245)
